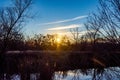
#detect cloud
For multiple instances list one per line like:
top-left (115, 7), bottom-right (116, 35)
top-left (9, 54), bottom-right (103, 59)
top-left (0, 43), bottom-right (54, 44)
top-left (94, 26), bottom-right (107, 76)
top-left (41, 15), bottom-right (87, 25)
top-left (57, 30), bottom-right (95, 37)
top-left (60, 31), bottom-right (87, 36)
top-left (47, 24), bottom-right (83, 30)
top-left (71, 30), bottom-right (95, 35)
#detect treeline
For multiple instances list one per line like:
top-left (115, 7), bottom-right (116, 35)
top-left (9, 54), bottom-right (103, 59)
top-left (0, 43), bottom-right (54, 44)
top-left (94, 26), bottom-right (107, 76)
top-left (25, 34), bottom-right (70, 50)
top-left (0, 33), bottom-right (120, 51)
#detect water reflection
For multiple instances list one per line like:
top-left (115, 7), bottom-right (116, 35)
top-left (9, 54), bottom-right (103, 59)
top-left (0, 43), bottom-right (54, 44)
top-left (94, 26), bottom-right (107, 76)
top-left (4, 74), bottom-right (20, 80)
top-left (54, 71), bottom-right (92, 80)
top-left (54, 67), bottom-right (120, 80)
top-left (4, 67), bottom-right (120, 80)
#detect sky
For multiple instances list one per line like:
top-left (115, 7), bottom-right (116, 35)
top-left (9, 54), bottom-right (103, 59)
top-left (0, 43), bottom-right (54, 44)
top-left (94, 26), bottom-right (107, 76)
top-left (0, 0), bottom-right (99, 36)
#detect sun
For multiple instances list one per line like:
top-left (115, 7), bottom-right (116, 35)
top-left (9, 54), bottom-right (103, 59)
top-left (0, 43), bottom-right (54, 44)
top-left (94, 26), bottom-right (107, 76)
top-left (56, 38), bottom-right (61, 43)
top-left (56, 33), bottom-right (62, 44)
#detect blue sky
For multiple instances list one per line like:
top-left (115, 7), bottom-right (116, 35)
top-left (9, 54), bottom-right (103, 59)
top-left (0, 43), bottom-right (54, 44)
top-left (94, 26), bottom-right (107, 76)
top-left (0, 0), bottom-right (99, 36)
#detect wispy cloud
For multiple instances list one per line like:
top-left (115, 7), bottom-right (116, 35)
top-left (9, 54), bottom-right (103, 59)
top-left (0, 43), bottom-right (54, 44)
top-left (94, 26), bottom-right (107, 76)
top-left (57, 30), bottom-right (95, 37)
top-left (47, 24), bottom-right (83, 30)
top-left (41, 15), bottom-right (87, 25)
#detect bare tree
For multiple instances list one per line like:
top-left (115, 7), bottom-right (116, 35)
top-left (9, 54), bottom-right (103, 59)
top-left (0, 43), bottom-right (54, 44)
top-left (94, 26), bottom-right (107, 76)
top-left (0, 0), bottom-right (32, 79)
top-left (0, 0), bottom-right (32, 52)
top-left (85, 0), bottom-right (120, 44)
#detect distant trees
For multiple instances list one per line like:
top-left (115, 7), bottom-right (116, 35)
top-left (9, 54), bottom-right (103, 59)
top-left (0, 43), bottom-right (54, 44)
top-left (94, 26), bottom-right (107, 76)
top-left (70, 27), bottom-right (80, 45)
top-left (25, 34), bottom-right (71, 50)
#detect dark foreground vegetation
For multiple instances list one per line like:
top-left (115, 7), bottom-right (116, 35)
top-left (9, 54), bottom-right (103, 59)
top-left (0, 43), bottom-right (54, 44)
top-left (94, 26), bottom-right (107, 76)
top-left (0, 0), bottom-right (120, 80)
top-left (2, 51), bottom-right (120, 80)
